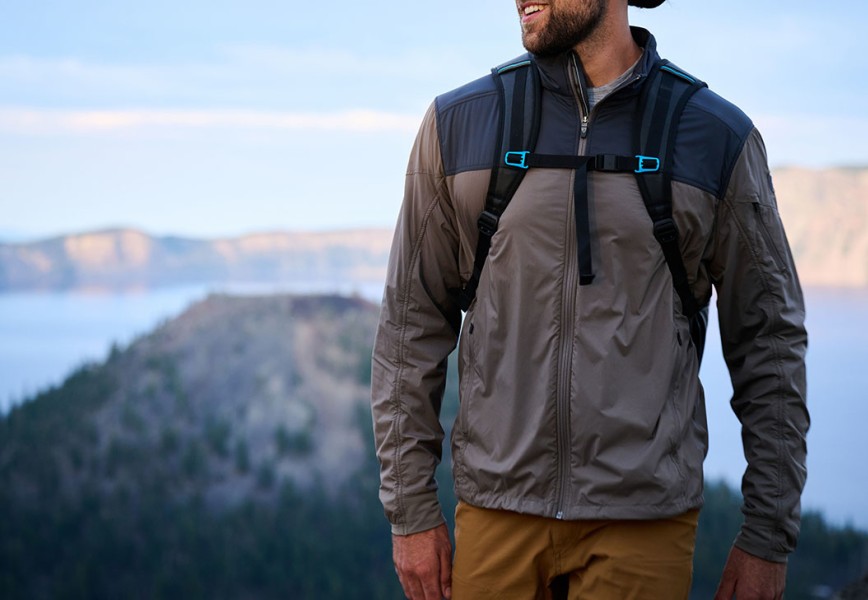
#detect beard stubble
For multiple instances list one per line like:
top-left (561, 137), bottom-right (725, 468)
top-left (521, 0), bottom-right (609, 57)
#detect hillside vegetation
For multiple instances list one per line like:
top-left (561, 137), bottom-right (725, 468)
top-left (0, 294), bottom-right (865, 599)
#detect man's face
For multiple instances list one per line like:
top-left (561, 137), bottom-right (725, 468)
top-left (517, 0), bottom-right (608, 57)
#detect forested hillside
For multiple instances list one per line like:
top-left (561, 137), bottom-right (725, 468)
top-left (0, 294), bottom-right (865, 598)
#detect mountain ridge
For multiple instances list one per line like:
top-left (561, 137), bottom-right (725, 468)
top-left (0, 227), bottom-right (393, 292)
top-left (1, 167), bottom-right (866, 290)
top-left (0, 293), bottom-right (380, 511)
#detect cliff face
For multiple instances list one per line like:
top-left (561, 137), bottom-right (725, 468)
top-left (0, 228), bottom-right (393, 292)
top-left (0, 293), bottom-right (380, 509)
top-left (774, 167), bottom-right (868, 287)
top-left (0, 167), bottom-right (865, 291)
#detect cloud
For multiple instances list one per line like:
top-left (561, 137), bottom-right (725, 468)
top-left (0, 47), bottom-right (473, 112)
top-left (0, 107), bottom-right (421, 135)
top-left (2, 106), bottom-right (866, 168)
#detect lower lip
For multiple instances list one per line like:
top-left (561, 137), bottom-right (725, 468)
top-left (522, 9), bottom-right (545, 24)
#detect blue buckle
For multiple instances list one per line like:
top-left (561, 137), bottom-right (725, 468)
top-left (635, 155), bottom-right (660, 173)
top-left (504, 151), bottom-right (530, 169)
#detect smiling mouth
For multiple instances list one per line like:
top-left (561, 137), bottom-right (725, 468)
top-left (521, 3), bottom-right (546, 21)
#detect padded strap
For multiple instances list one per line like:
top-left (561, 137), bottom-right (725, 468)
top-left (634, 61), bottom-right (706, 321)
top-left (459, 58), bottom-right (540, 311)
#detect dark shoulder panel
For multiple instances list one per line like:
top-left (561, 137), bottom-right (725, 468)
top-left (672, 86), bottom-right (755, 199)
top-left (434, 74), bottom-right (500, 177)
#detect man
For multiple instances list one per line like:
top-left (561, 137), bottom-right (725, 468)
top-left (370, 0), bottom-right (809, 598)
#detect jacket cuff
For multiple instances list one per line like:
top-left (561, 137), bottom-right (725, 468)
top-left (390, 492), bottom-right (445, 536)
top-left (734, 516), bottom-right (792, 564)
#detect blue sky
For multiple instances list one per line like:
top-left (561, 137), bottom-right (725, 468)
top-left (1, 0), bottom-right (866, 240)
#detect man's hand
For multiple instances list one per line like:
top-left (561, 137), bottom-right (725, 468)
top-left (392, 523), bottom-right (453, 600)
top-left (714, 546), bottom-right (787, 600)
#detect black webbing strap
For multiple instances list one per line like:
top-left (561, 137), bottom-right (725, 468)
top-left (506, 152), bottom-right (660, 173)
top-left (458, 58), bottom-right (540, 311)
top-left (505, 151), bottom-right (662, 286)
top-left (572, 158), bottom-right (594, 285)
top-left (635, 61), bottom-right (706, 321)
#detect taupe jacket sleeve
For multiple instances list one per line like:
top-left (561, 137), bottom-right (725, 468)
top-left (371, 103), bottom-right (463, 535)
top-left (709, 128), bottom-right (810, 562)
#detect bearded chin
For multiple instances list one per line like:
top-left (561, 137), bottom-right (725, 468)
top-left (522, 1), bottom-right (607, 57)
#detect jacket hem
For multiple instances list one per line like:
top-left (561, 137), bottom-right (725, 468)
top-left (455, 488), bottom-right (704, 522)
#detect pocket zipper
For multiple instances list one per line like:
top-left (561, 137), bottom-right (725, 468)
top-left (753, 203), bottom-right (790, 274)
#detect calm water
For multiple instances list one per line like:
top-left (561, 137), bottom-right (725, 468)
top-left (0, 285), bottom-right (865, 529)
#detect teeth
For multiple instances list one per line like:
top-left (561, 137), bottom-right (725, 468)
top-left (524, 5), bottom-right (543, 15)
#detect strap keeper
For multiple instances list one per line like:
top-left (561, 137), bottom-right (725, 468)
top-left (653, 217), bottom-right (679, 244)
top-left (477, 210), bottom-right (500, 238)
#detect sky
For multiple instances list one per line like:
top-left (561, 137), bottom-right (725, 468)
top-left (1, 0), bottom-right (867, 240)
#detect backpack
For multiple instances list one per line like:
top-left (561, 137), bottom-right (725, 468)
top-left (456, 55), bottom-right (711, 363)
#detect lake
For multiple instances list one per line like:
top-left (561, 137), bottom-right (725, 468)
top-left (0, 284), bottom-right (866, 530)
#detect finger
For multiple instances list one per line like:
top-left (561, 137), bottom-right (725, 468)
top-left (396, 567), bottom-right (424, 600)
top-left (713, 574), bottom-right (736, 600)
top-left (406, 573), bottom-right (426, 600)
top-left (438, 544), bottom-right (453, 599)
top-left (395, 568), bottom-right (412, 599)
top-left (420, 569), bottom-right (443, 600)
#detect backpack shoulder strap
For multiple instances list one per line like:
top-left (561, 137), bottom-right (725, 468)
top-left (458, 55), bottom-right (541, 311)
top-left (634, 60), bottom-right (709, 359)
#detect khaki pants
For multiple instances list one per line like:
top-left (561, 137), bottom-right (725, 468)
top-left (452, 501), bottom-right (699, 600)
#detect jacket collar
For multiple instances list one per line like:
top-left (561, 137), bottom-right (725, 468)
top-left (532, 27), bottom-right (660, 97)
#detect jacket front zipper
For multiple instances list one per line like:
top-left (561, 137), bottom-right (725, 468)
top-left (554, 175), bottom-right (579, 520)
top-left (550, 54), bottom-right (595, 520)
top-left (573, 54), bottom-right (591, 139)
top-left (552, 54), bottom-right (645, 519)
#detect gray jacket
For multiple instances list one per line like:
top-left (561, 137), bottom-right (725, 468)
top-left (371, 28), bottom-right (809, 563)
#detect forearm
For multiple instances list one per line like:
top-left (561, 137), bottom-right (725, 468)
top-left (371, 102), bottom-right (463, 535)
top-left (372, 328), bottom-right (454, 535)
top-left (711, 128), bottom-right (809, 561)
top-left (718, 262), bottom-right (808, 561)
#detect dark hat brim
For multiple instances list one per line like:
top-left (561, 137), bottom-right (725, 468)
top-left (628, 0), bottom-right (666, 7)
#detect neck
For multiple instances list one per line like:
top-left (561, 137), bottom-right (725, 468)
top-left (573, 6), bottom-right (642, 87)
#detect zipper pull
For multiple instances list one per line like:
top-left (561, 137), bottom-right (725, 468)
top-left (581, 114), bottom-right (589, 138)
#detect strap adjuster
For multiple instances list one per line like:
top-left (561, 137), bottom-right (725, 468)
top-left (653, 217), bottom-right (679, 244)
top-left (504, 151), bottom-right (530, 169)
top-left (635, 155), bottom-right (661, 173)
top-left (477, 210), bottom-right (500, 237)
top-left (596, 154), bottom-right (618, 171)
